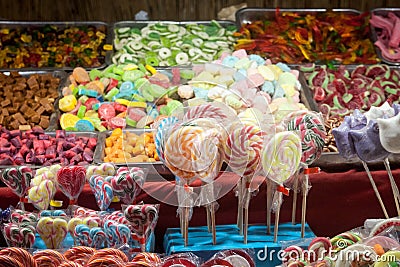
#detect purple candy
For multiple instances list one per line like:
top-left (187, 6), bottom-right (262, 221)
top-left (349, 120), bottom-right (390, 162)
top-left (332, 109), bottom-right (367, 159)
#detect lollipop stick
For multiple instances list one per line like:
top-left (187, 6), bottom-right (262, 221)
top-left (206, 205), bottom-right (211, 233)
top-left (266, 179), bottom-right (273, 234)
top-left (243, 182), bottom-right (251, 244)
top-left (237, 178), bottom-right (244, 235)
top-left (19, 198), bottom-right (25, 211)
top-left (383, 158), bottom-right (400, 216)
top-left (184, 206), bottom-right (189, 246)
top-left (274, 191), bottom-right (283, 243)
top-left (210, 203), bottom-right (216, 245)
top-left (292, 176), bottom-right (298, 224)
top-left (301, 169), bottom-right (308, 238)
top-left (362, 161), bottom-right (389, 219)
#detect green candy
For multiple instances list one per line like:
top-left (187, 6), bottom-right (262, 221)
top-left (89, 69), bottom-right (102, 80)
top-left (126, 118), bottom-right (138, 127)
top-left (122, 70), bottom-right (145, 82)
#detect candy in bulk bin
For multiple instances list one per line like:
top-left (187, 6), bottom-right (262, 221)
top-left (112, 21), bottom-right (238, 67)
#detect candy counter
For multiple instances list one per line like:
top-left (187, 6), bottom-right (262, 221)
top-left (0, 7), bottom-right (400, 267)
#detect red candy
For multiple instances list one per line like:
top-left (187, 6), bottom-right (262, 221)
top-left (57, 166), bottom-right (86, 201)
top-left (98, 104), bottom-right (116, 120)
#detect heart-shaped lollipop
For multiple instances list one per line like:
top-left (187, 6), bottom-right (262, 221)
top-left (109, 168), bottom-right (145, 205)
top-left (89, 175), bottom-right (114, 211)
top-left (3, 223), bottom-right (35, 248)
top-left (28, 180), bottom-right (56, 210)
top-left (103, 220), bottom-right (131, 247)
top-left (36, 217), bottom-right (68, 249)
top-left (89, 227), bottom-right (107, 249)
top-left (1, 166), bottom-right (33, 197)
top-left (57, 166), bottom-right (86, 204)
top-left (74, 224), bottom-right (91, 246)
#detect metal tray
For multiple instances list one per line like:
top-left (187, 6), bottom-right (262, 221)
top-left (94, 129), bottom-right (173, 178)
top-left (0, 70), bottom-right (68, 131)
top-left (235, 8), bottom-right (361, 27)
top-left (109, 20), bottom-right (237, 67)
top-left (0, 131), bottom-right (99, 168)
top-left (234, 8), bottom-right (380, 66)
top-left (0, 21), bottom-right (112, 71)
top-left (370, 8), bottom-right (400, 66)
top-left (302, 65), bottom-right (400, 169)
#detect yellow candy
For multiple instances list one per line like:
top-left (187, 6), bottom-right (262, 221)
top-left (85, 110), bottom-right (99, 118)
top-left (145, 64), bottom-right (157, 75)
top-left (59, 95), bottom-right (77, 112)
top-left (67, 217), bottom-right (83, 234)
top-left (123, 64), bottom-right (138, 71)
top-left (37, 217), bottom-right (68, 249)
top-left (103, 44), bottom-right (113, 51)
top-left (281, 84), bottom-right (296, 97)
top-left (60, 113), bottom-right (80, 129)
top-left (258, 65), bottom-right (275, 81)
top-left (28, 180), bottom-right (55, 210)
top-left (115, 98), bottom-right (147, 108)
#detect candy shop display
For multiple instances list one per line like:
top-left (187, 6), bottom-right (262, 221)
top-left (103, 128), bottom-right (158, 163)
top-left (0, 23), bottom-right (108, 69)
top-left (3, 8), bottom-right (400, 266)
top-left (303, 64), bottom-right (400, 118)
top-left (235, 9), bottom-right (378, 64)
top-left (370, 10), bottom-right (400, 64)
top-left (112, 21), bottom-right (238, 67)
top-left (0, 128), bottom-right (97, 166)
top-left (0, 71), bottom-right (61, 130)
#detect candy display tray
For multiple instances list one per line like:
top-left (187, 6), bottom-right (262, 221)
top-left (0, 70), bottom-right (68, 132)
top-left (94, 129), bottom-right (173, 179)
top-left (370, 8), bottom-right (400, 66)
top-left (302, 65), bottom-right (400, 169)
top-left (234, 8), bottom-right (380, 66)
top-left (0, 21), bottom-right (112, 71)
top-left (0, 131), bottom-right (100, 169)
top-left (109, 20), bottom-right (237, 67)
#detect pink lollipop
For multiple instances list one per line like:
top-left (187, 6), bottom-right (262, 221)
top-left (224, 125), bottom-right (265, 243)
top-left (124, 204), bottom-right (159, 252)
top-left (1, 166), bottom-right (33, 210)
top-left (57, 166), bottom-right (86, 206)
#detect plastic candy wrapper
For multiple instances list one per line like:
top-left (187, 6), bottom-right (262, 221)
top-left (207, 249), bottom-right (256, 267)
top-left (160, 252), bottom-right (201, 267)
top-left (2, 221), bottom-right (36, 248)
top-left (123, 203), bottom-right (159, 252)
top-left (1, 166), bottom-right (33, 210)
top-left (57, 166), bottom-right (86, 207)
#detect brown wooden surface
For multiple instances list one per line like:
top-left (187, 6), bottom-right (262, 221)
top-left (0, 0), bottom-right (399, 22)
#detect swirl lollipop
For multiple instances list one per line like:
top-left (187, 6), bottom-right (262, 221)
top-left (109, 167), bottom-right (146, 205)
top-left (224, 125), bottom-right (265, 243)
top-left (1, 166), bottom-right (33, 210)
top-left (89, 175), bottom-right (114, 211)
top-left (57, 166), bottom-right (86, 209)
top-left (262, 131), bottom-right (302, 242)
top-left (124, 204), bottom-right (159, 252)
top-left (285, 111), bottom-right (326, 238)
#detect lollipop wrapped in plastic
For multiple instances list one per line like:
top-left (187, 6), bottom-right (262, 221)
top-left (262, 131), bottom-right (302, 242)
top-left (89, 175), bottom-right (114, 211)
top-left (1, 166), bottom-right (33, 210)
top-left (377, 113), bottom-right (400, 153)
top-left (332, 110), bottom-right (367, 159)
top-left (349, 120), bottom-right (390, 162)
top-left (109, 167), bottom-right (147, 205)
top-left (2, 222), bottom-right (36, 248)
top-left (57, 166), bottom-right (86, 206)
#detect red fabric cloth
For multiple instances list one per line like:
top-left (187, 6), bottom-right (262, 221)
top-left (0, 168), bottom-right (399, 252)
